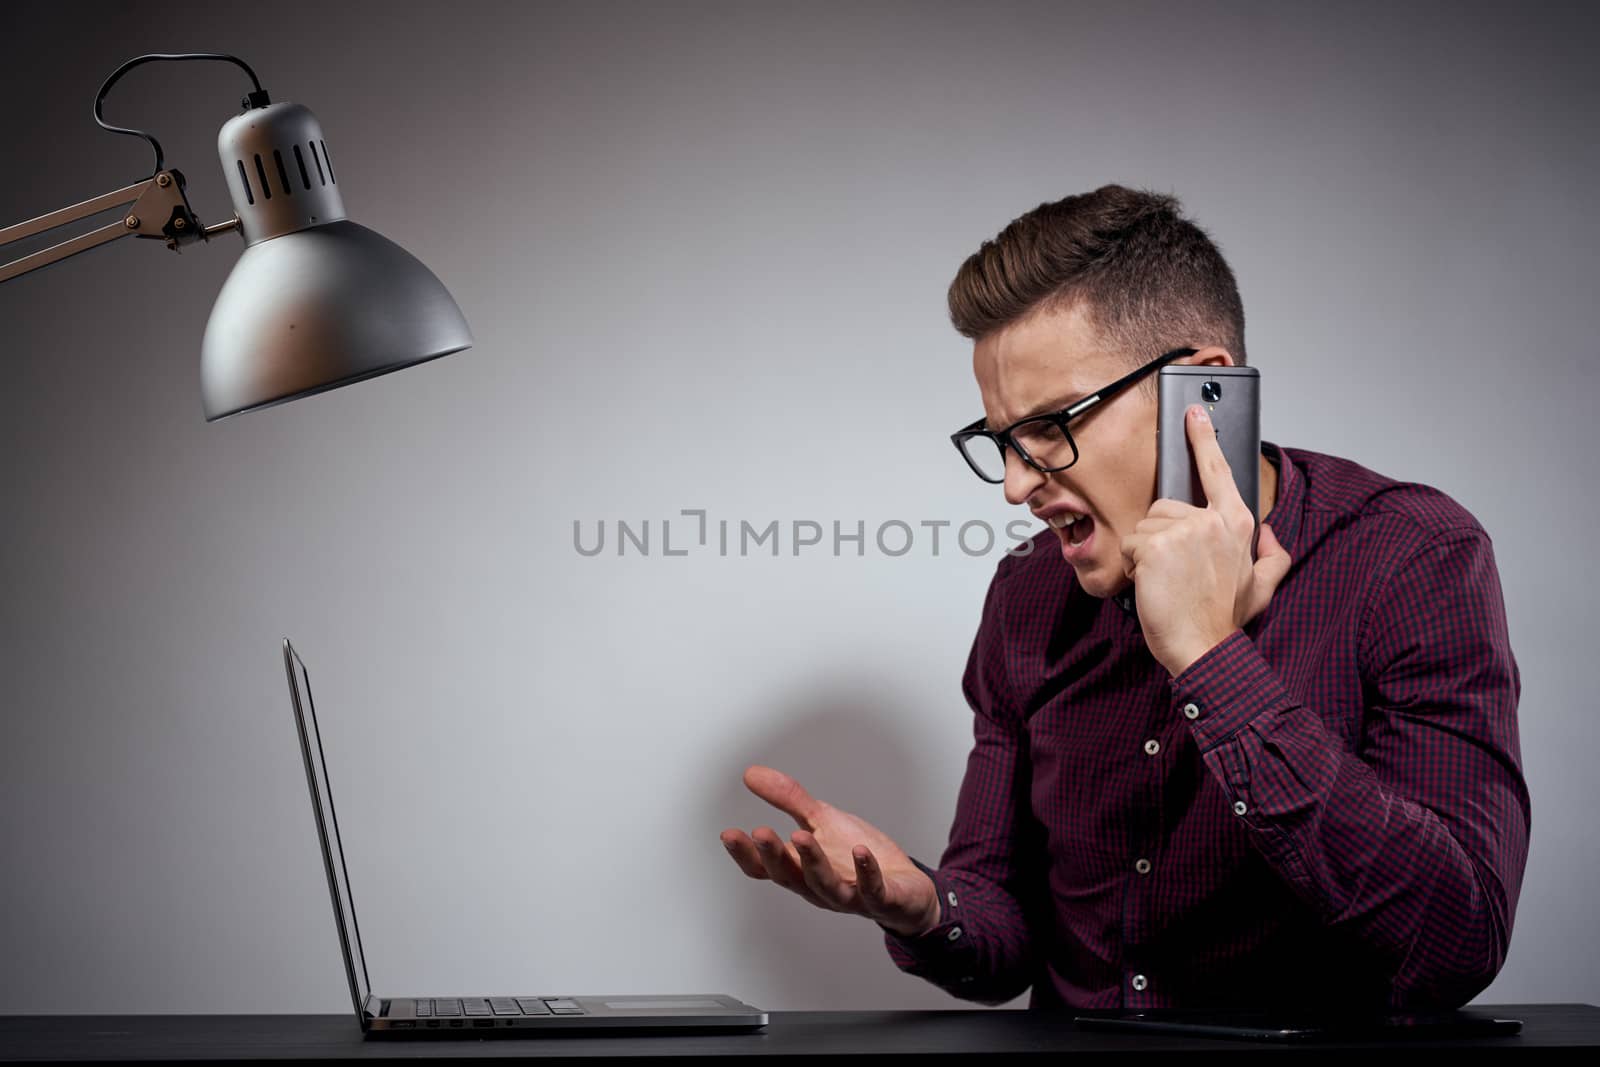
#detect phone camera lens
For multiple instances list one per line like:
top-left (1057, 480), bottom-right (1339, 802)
top-left (1201, 381), bottom-right (1222, 402)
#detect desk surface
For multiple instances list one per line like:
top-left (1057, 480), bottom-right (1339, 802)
top-left (1, 1006), bottom-right (1595, 1062)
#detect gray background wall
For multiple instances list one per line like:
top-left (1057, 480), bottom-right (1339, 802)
top-left (1, 0), bottom-right (1594, 1013)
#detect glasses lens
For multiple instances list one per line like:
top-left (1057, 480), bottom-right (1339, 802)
top-left (1012, 417), bottom-right (1077, 471)
top-left (957, 433), bottom-right (1007, 482)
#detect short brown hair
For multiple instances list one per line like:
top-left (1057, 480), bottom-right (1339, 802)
top-left (947, 184), bottom-right (1246, 399)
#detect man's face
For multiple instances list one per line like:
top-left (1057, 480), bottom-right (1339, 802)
top-left (971, 300), bottom-right (1169, 599)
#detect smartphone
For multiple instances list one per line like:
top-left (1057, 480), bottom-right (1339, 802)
top-left (1156, 364), bottom-right (1261, 559)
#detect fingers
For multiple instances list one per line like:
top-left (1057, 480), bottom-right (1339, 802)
top-left (1133, 515), bottom-right (1180, 536)
top-left (851, 844), bottom-right (891, 919)
top-left (1184, 404), bottom-right (1243, 515)
top-left (746, 826), bottom-right (833, 910)
top-left (720, 830), bottom-right (768, 881)
top-left (853, 846), bottom-right (935, 936)
top-left (742, 765), bottom-right (822, 831)
top-left (721, 826), bottom-right (912, 928)
top-left (1120, 531), bottom-right (1144, 578)
top-left (1146, 497), bottom-right (1196, 520)
top-left (791, 830), bottom-right (858, 912)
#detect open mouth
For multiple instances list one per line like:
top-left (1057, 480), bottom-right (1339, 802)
top-left (1066, 514), bottom-right (1094, 548)
top-left (1047, 511), bottom-right (1095, 547)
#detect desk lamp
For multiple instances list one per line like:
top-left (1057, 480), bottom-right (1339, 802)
top-left (0, 52), bottom-right (472, 420)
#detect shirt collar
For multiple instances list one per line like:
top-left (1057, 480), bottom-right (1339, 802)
top-left (1110, 441), bottom-right (1300, 619)
top-left (1259, 439), bottom-right (1301, 556)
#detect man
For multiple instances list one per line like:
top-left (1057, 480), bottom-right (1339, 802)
top-left (720, 185), bottom-right (1530, 1012)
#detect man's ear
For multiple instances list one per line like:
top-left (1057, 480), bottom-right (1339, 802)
top-left (1187, 345), bottom-right (1235, 368)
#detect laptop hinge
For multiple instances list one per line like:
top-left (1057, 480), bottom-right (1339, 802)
top-left (364, 993), bottom-right (385, 1019)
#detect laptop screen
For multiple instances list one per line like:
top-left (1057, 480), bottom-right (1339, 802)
top-left (284, 639), bottom-right (374, 1020)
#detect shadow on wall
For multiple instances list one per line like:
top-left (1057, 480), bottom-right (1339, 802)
top-left (699, 671), bottom-right (1027, 1011)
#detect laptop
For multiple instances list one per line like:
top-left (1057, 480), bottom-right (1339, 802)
top-left (1072, 1007), bottom-right (1523, 1043)
top-left (282, 638), bottom-right (769, 1037)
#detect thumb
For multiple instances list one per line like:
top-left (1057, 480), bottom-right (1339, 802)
top-left (1239, 522), bottom-right (1291, 626)
top-left (742, 765), bottom-right (821, 831)
top-left (1252, 522), bottom-right (1292, 592)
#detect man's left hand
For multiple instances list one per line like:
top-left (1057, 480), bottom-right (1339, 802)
top-left (1120, 404), bottom-right (1293, 677)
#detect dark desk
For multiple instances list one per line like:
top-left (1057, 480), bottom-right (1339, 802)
top-left (1, 1006), bottom-right (1595, 1063)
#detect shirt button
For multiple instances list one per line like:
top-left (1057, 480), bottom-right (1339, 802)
top-left (1182, 702), bottom-right (1200, 720)
top-left (1233, 800), bottom-right (1248, 816)
top-left (1131, 974), bottom-right (1148, 992)
top-left (1135, 858), bottom-right (1152, 875)
top-left (947, 926), bottom-right (962, 941)
top-left (947, 890), bottom-right (959, 908)
top-left (1144, 739), bottom-right (1160, 756)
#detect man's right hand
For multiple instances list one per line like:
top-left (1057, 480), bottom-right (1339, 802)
top-left (720, 765), bottom-right (942, 938)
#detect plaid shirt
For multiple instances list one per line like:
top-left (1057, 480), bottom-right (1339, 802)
top-left (883, 441), bottom-right (1530, 1012)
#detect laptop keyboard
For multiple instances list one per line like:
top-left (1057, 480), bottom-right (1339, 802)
top-left (414, 997), bottom-right (585, 1017)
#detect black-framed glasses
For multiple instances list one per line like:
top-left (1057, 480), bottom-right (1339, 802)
top-left (951, 346), bottom-right (1198, 483)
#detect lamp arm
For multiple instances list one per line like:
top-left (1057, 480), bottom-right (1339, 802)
top-left (0, 168), bottom-right (239, 284)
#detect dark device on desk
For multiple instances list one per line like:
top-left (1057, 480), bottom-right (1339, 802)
top-left (1156, 364), bottom-right (1261, 560)
top-left (282, 638), bottom-right (769, 1037)
top-left (1072, 1007), bottom-right (1523, 1043)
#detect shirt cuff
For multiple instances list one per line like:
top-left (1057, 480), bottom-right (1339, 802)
top-left (1170, 629), bottom-right (1295, 752)
top-left (880, 857), bottom-right (974, 970)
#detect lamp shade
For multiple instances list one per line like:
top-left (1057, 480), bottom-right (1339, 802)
top-left (199, 100), bottom-right (471, 421)
top-left (200, 219), bottom-right (472, 420)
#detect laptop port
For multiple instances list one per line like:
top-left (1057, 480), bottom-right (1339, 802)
top-left (473, 1019), bottom-right (493, 1028)
top-left (393, 1021), bottom-right (415, 1029)
top-left (448, 1020), bottom-right (463, 1027)
top-left (425, 1020), bottom-right (440, 1028)
top-left (503, 1020), bottom-right (514, 1026)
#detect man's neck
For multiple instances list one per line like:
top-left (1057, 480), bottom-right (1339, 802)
top-left (1259, 452), bottom-right (1279, 522)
